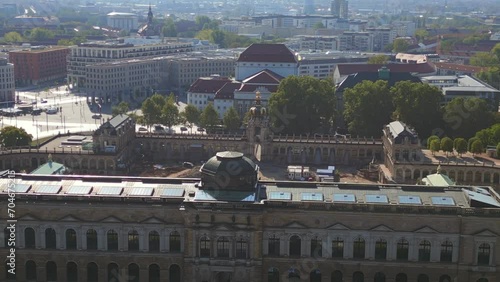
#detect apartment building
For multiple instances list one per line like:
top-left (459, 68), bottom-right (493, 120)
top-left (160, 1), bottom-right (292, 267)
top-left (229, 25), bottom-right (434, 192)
top-left (9, 46), bottom-right (69, 86)
top-left (339, 32), bottom-right (373, 51)
top-left (0, 58), bottom-right (14, 103)
top-left (366, 27), bottom-right (397, 52)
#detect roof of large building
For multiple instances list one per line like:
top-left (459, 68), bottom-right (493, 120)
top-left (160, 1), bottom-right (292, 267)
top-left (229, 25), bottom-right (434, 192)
top-left (434, 62), bottom-right (486, 74)
top-left (214, 82), bottom-right (241, 99)
top-left (386, 121), bottom-right (418, 140)
top-left (337, 70), bottom-right (422, 92)
top-left (336, 62), bottom-right (436, 77)
top-left (30, 161), bottom-right (66, 175)
top-left (242, 69), bottom-right (284, 84)
top-left (237, 44), bottom-right (297, 63)
top-left (188, 77), bottom-right (233, 93)
top-left (200, 151), bottom-right (257, 177)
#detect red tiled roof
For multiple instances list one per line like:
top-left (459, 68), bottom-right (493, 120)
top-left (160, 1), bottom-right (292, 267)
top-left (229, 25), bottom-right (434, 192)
top-left (214, 82), bottom-right (242, 99)
top-left (187, 77), bottom-right (232, 93)
top-left (242, 69), bottom-right (284, 84)
top-left (238, 84), bottom-right (278, 93)
top-left (337, 62), bottom-right (436, 76)
top-left (434, 62), bottom-right (486, 74)
top-left (237, 43), bottom-right (297, 63)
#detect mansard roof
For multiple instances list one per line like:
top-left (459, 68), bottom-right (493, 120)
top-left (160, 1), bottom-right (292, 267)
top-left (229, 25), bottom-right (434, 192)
top-left (237, 44), bottom-right (297, 63)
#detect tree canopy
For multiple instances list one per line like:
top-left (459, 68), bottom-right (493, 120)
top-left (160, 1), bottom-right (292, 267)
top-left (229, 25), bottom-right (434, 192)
top-left (343, 80), bottom-right (393, 137)
top-left (392, 38), bottom-right (410, 53)
top-left (200, 103), bottom-right (220, 130)
top-left (223, 107), bottom-right (241, 132)
top-left (367, 55), bottom-right (389, 64)
top-left (112, 102), bottom-right (130, 116)
top-left (140, 93), bottom-right (179, 128)
top-left (470, 140), bottom-right (484, 156)
top-left (4, 32), bottom-right (23, 43)
top-left (269, 76), bottom-right (336, 134)
top-left (182, 104), bottom-right (200, 132)
top-left (0, 126), bottom-right (32, 147)
top-left (430, 139), bottom-right (440, 155)
top-left (440, 137), bottom-right (453, 156)
top-left (29, 28), bottom-right (55, 41)
top-left (391, 81), bottom-right (443, 138)
top-left (453, 138), bottom-right (467, 156)
top-left (443, 97), bottom-right (495, 139)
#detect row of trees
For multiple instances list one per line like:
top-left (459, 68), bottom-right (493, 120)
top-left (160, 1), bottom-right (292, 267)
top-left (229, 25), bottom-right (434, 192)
top-left (427, 136), bottom-right (484, 156)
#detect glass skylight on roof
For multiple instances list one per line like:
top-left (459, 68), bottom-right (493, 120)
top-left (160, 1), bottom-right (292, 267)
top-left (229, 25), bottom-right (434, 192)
top-left (398, 195), bottom-right (422, 205)
top-left (66, 186), bottom-right (93, 195)
top-left (268, 191), bottom-right (292, 200)
top-left (128, 187), bottom-right (154, 196)
top-left (161, 188), bottom-right (185, 197)
top-left (301, 192), bottom-right (323, 201)
top-left (97, 187), bottom-right (123, 196)
top-left (366, 194), bottom-right (388, 203)
top-left (35, 185), bottom-right (62, 194)
top-left (9, 183), bottom-right (31, 193)
top-left (333, 193), bottom-right (356, 202)
top-left (431, 196), bottom-right (455, 206)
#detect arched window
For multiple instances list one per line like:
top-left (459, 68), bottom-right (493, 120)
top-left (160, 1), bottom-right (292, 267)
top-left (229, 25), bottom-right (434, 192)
top-left (107, 230), bottom-right (118, 251)
top-left (45, 228), bottom-right (57, 249)
top-left (128, 263), bottom-right (139, 282)
top-left (417, 274), bottom-right (430, 282)
top-left (169, 231), bottom-right (181, 252)
top-left (67, 262), bottom-right (78, 282)
top-left (419, 240), bottom-right (431, 262)
top-left (353, 237), bottom-right (365, 259)
top-left (268, 267), bottom-right (280, 282)
top-left (5, 260), bottom-right (15, 280)
top-left (46, 261), bottom-right (57, 281)
top-left (440, 241), bottom-right (453, 262)
top-left (353, 271), bottom-right (364, 282)
top-left (128, 230), bottom-right (139, 251)
top-left (396, 239), bottom-right (409, 261)
top-left (375, 239), bottom-right (387, 260)
top-left (148, 264), bottom-right (160, 282)
top-left (236, 238), bottom-right (247, 259)
top-left (289, 235), bottom-right (301, 257)
top-left (477, 243), bottom-right (491, 265)
top-left (107, 263), bottom-right (119, 282)
top-left (310, 269), bottom-right (321, 282)
top-left (288, 268), bottom-right (300, 282)
top-left (148, 231), bottom-right (159, 252)
top-left (87, 262), bottom-right (98, 282)
top-left (268, 235), bottom-right (280, 256)
top-left (217, 237), bottom-right (230, 258)
top-left (331, 237), bottom-right (343, 258)
top-left (26, 260), bottom-right (37, 281)
top-left (200, 236), bottom-right (210, 257)
top-left (395, 273), bottom-right (408, 282)
top-left (310, 237), bottom-right (322, 257)
top-left (331, 270), bottom-right (342, 282)
top-left (169, 264), bottom-right (181, 282)
top-left (374, 272), bottom-right (386, 282)
top-left (24, 227), bottom-right (35, 248)
top-left (66, 229), bottom-right (77, 249)
top-left (86, 229), bottom-right (98, 250)
top-left (439, 275), bottom-right (451, 282)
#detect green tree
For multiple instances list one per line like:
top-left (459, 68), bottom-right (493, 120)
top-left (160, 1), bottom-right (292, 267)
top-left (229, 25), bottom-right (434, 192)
top-left (453, 138), bottom-right (467, 156)
top-left (141, 93), bottom-right (166, 127)
top-left (470, 52), bottom-right (499, 67)
top-left (468, 137), bottom-right (479, 152)
top-left (195, 16), bottom-right (218, 30)
top-left (476, 67), bottom-right (500, 90)
top-left (427, 135), bottom-right (440, 149)
top-left (440, 137), bottom-right (453, 156)
top-left (430, 139), bottom-right (440, 155)
top-left (392, 38), bottom-right (410, 53)
top-left (343, 80), bottom-right (393, 137)
top-left (443, 98), bottom-right (495, 138)
top-left (391, 81), bottom-right (443, 138)
top-left (4, 32), bottom-right (23, 43)
top-left (161, 100), bottom-right (180, 130)
top-left (368, 55), bottom-right (389, 64)
top-left (269, 76), bottom-right (335, 134)
top-left (470, 140), bottom-right (484, 156)
top-left (496, 142), bottom-right (500, 159)
top-left (313, 22), bottom-right (325, 29)
top-left (211, 30), bottom-right (226, 47)
top-left (29, 28), bottom-right (55, 41)
top-left (223, 107), bottom-right (241, 132)
top-left (475, 129), bottom-right (491, 147)
top-left (182, 104), bottom-right (200, 133)
top-left (0, 126), bottom-right (32, 147)
top-left (195, 29), bottom-right (213, 40)
top-left (162, 17), bottom-right (177, 37)
top-left (492, 43), bottom-right (500, 61)
top-left (111, 101), bottom-right (130, 116)
top-left (415, 29), bottom-right (429, 43)
top-left (200, 103), bottom-right (220, 130)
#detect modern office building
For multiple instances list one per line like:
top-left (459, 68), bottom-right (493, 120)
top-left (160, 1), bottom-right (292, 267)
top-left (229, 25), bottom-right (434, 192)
top-left (9, 46), bottom-right (69, 86)
top-left (421, 75), bottom-right (500, 104)
top-left (331, 0), bottom-right (348, 19)
top-left (106, 12), bottom-right (138, 31)
top-left (0, 57), bottom-right (15, 104)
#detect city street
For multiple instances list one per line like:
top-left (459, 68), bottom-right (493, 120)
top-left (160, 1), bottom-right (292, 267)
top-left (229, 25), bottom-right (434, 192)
top-left (2, 87), bottom-right (112, 140)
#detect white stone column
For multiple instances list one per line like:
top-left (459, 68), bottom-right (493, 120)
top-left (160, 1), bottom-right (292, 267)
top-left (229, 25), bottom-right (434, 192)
top-left (120, 228), bottom-right (127, 251)
top-left (140, 230), bottom-right (147, 252)
top-left (160, 228), bottom-right (167, 252)
top-left (57, 227), bottom-right (65, 250)
top-left (262, 235), bottom-right (269, 255)
top-left (38, 226), bottom-right (45, 249)
top-left (408, 240), bottom-right (417, 261)
top-left (344, 237), bottom-right (352, 259)
top-left (430, 240), bottom-right (440, 262)
top-left (17, 226), bottom-right (24, 248)
top-left (386, 238), bottom-right (395, 261)
top-left (98, 228), bottom-right (106, 251)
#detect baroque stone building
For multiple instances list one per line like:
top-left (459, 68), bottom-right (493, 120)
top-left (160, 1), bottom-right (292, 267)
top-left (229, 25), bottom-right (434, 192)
top-left (0, 150), bottom-right (499, 282)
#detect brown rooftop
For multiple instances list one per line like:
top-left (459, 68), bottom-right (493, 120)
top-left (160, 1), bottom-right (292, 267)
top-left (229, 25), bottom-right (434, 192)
top-left (237, 43), bottom-right (297, 63)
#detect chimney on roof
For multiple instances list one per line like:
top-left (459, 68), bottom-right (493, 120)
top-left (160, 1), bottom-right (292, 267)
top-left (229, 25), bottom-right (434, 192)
top-left (378, 66), bottom-right (390, 80)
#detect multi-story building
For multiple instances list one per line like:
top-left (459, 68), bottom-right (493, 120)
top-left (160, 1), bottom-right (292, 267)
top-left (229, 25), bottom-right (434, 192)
top-left (339, 31), bottom-right (373, 51)
top-left (67, 39), bottom-right (194, 95)
top-left (331, 0), bottom-right (348, 19)
top-left (0, 58), bottom-right (15, 104)
top-left (296, 35), bottom-right (340, 51)
top-left (391, 21), bottom-right (416, 37)
top-left (421, 75), bottom-right (500, 104)
top-left (366, 27), bottom-right (397, 52)
top-left (106, 12), bottom-right (138, 31)
top-left (1, 147), bottom-right (499, 282)
top-left (9, 46), bottom-right (69, 86)
top-left (187, 76), bottom-right (233, 111)
top-left (297, 53), bottom-right (368, 79)
top-left (235, 43), bottom-right (298, 81)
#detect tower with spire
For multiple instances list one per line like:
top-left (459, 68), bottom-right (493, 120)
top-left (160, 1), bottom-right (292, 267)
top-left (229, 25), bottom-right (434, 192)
top-left (147, 4), bottom-right (153, 24)
top-left (246, 91), bottom-right (272, 161)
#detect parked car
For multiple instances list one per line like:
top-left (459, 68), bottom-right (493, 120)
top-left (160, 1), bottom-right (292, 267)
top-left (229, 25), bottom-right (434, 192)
top-left (92, 113), bottom-right (102, 119)
top-left (40, 99), bottom-right (47, 103)
top-left (197, 127), bottom-right (205, 132)
top-left (180, 126), bottom-right (188, 132)
top-left (138, 127), bottom-right (148, 133)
